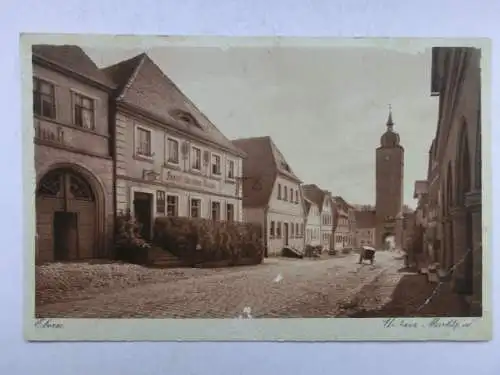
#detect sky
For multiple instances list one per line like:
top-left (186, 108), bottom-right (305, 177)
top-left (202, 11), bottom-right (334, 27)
top-left (85, 43), bottom-right (438, 208)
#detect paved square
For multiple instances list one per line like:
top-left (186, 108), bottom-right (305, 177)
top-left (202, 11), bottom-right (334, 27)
top-left (36, 252), bottom-right (401, 318)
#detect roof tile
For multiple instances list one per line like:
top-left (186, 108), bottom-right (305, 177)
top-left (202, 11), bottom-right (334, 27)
top-left (32, 44), bottom-right (116, 88)
top-left (102, 53), bottom-right (244, 157)
top-left (232, 136), bottom-right (301, 208)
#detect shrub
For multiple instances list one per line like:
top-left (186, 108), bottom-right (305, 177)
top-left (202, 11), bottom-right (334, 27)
top-left (115, 209), bottom-right (151, 264)
top-left (154, 217), bottom-right (264, 266)
top-left (341, 247), bottom-right (351, 254)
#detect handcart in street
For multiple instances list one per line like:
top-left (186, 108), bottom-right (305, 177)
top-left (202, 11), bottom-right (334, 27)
top-left (358, 245), bottom-right (376, 265)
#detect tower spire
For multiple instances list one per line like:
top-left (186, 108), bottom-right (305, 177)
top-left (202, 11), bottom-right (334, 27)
top-left (386, 104), bottom-right (394, 130)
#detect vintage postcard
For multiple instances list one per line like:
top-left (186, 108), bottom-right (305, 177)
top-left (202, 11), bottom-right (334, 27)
top-left (23, 34), bottom-right (492, 341)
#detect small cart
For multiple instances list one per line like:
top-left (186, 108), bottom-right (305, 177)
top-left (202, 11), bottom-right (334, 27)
top-left (358, 246), bottom-right (376, 265)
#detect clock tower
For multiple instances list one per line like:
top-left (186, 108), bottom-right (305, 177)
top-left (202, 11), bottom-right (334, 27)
top-left (375, 106), bottom-right (405, 249)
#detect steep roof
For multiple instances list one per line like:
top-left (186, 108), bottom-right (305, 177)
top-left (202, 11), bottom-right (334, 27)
top-left (302, 184), bottom-right (329, 213)
top-left (32, 45), bottom-right (116, 89)
top-left (232, 136), bottom-right (301, 208)
top-left (333, 196), bottom-right (353, 210)
top-left (355, 210), bottom-right (377, 229)
top-left (102, 53), bottom-right (245, 157)
top-left (303, 197), bottom-right (313, 216)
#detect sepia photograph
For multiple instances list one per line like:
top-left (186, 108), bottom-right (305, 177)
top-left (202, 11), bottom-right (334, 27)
top-left (24, 35), bottom-right (490, 341)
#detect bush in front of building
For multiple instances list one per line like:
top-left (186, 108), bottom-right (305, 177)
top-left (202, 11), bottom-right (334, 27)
top-left (115, 209), bottom-right (151, 265)
top-left (341, 247), bottom-right (352, 254)
top-left (153, 217), bottom-right (264, 266)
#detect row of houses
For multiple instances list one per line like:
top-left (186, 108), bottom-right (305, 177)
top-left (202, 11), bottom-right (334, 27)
top-left (33, 44), bottom-right (359, 263)
top-left (408, 47), bottom-right (482, 316)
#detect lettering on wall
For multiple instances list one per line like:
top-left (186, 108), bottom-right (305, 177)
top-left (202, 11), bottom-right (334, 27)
top-left (164, 170), bottom-right (217, 190)
top-left (34, 120), bottom-right (64, 144)
top-left (143, 169), bottom-right (160, 182)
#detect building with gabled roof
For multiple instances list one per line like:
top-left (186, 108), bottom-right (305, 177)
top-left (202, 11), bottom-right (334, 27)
top-left (332, 196), bottom-right (351, 250)
top-left (33, 44), bottom-right (116, 263)
top-left (303, 196), bottom-right (321, 248)
top-left (102, 53), bottom-right (246, 240)
top-left (232, 136), bottom-right (306, 257)
top-left (302, 184), bottom-right (333, 251)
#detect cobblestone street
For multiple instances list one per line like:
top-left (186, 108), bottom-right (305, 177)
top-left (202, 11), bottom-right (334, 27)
top-left (36, 251), bottom-right (405, 318)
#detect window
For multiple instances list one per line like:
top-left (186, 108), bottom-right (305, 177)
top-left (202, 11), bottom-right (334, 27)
top-left (211, 201), bottom-right (221, 221)
top-left (284, 186), bottom-right (288, 201)
top-left (277, 222), bottom-right (282, 238)
top-left (136, 127), bottom-right (152, 157)
top-left (295, 190), bottom-right (299, 204)
top-left (167, 195), bottom-right (178, 216)
top-left (156, 191), bottom-right (166, 214)
top-left (73, 92), bottom-right (95, 129)
top-left (270, 221), bottom-right (275, 238)
top-left (277, 184), bottom-right (282, 199)
top-left (291, 223), bottom-right (294, 238)
top-left (211, 154), bottom-right (222, 175)
top-left (190, 198), bottom-right (201, 218)
top-left (227, 160), bottom-right (235, 179)
top-left (295, 223), bottom-right (299, 237)
top-left (226, 203), bottom-right (234, 222)
top-left (33, 78), bottom-right (56, 118)
top-left (290, 188), bottom-right (294, 202)
top-left (301, 224), bottom-right (304, 237)
top-left (191, 147), bottom-right (201, 170)
top-left (167, 138), bottom-right (179, 164)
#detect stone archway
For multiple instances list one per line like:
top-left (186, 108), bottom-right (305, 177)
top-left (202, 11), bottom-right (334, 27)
top-left (36, 164), bottom-right (106, 263)
top-left (381, 232), bottom-right (395, 250)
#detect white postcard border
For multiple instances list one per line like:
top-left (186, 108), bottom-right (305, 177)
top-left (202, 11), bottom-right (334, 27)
top-left (22, 34), bottom-right (493, 341)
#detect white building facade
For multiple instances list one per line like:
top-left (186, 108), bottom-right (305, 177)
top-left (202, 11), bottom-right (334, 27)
top-left (304, 198), bottom-right (321, 247)
top-left (234, 136), bottom-right (305, 257)
top-left (320, 194), bottom-right (334, 250)
top-left (267, 176), bottom-right (306, 255)
top-left (333, 202), bottom-right (350, 251)
top-left (104, 53), bottom-right (245, 240)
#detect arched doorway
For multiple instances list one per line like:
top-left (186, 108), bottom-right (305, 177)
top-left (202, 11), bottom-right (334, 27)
top-left (36, 168), bottom-right (97, 262)
top-left (381, 232), bottom-right (395, 250)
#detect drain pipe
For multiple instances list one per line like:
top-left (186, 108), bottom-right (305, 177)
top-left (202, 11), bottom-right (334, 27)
top-left (263, 204), bottom-right (269, 258)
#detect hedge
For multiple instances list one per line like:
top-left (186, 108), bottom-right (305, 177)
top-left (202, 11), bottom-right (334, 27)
top-left (114, 210), bottom-right (151, 265)
top-left (153, 217), bottom-right (264, 266)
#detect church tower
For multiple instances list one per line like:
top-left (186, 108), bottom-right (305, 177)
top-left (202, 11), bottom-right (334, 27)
top-left (375, 106), bottom-right (405, 249)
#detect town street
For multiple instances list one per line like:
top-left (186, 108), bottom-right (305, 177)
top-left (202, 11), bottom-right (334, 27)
top-left (36, 251), bottom-right (407, 318)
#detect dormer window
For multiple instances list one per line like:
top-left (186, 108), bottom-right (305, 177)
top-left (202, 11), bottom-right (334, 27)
top-left (170, 109), bottom-right (200, 128)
